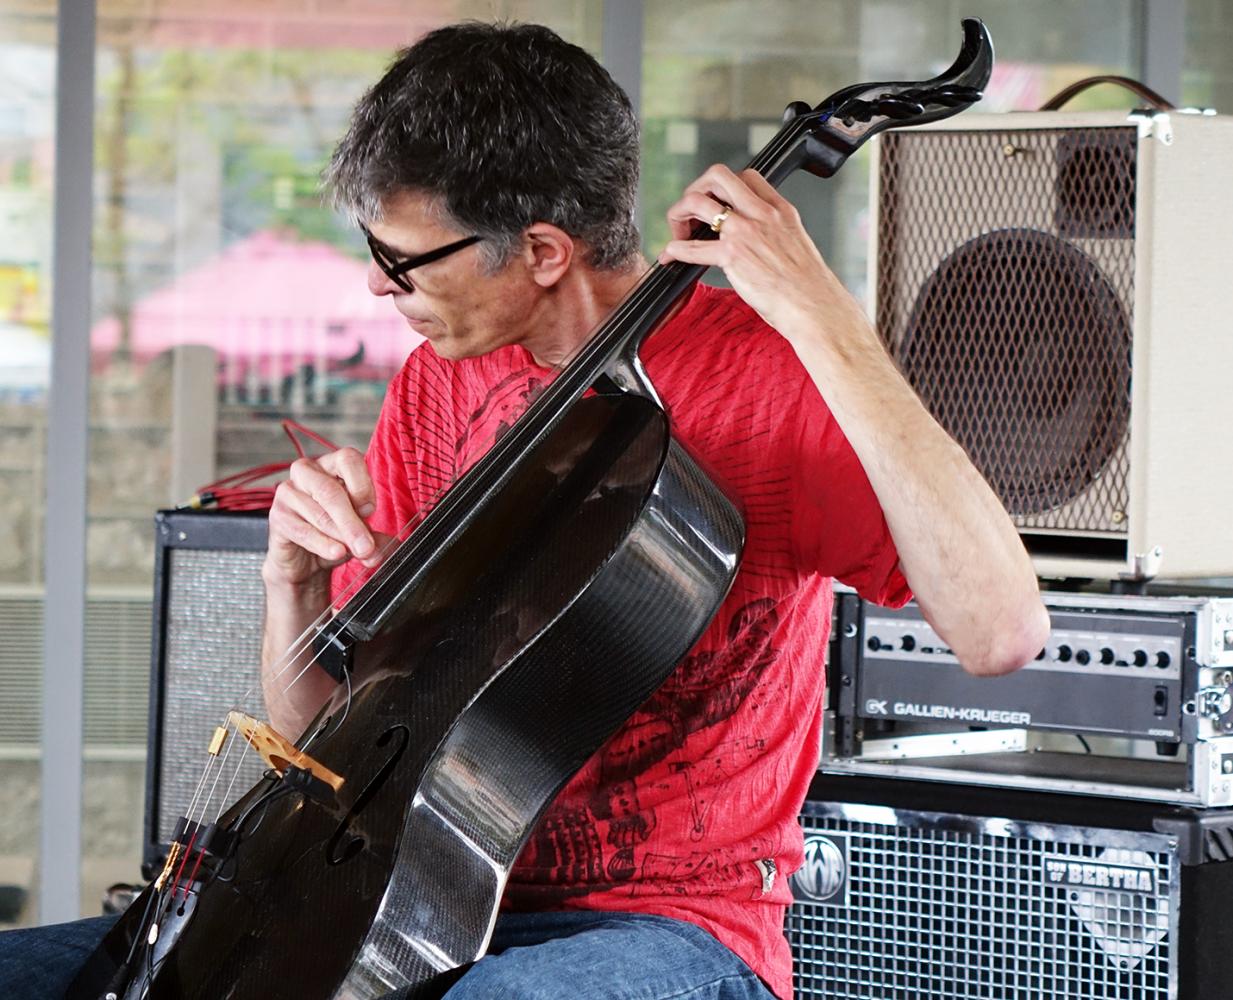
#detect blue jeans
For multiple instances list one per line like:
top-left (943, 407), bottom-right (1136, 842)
top-left (0, 913), bottom-right (119, 998)
top-left (0, 909), bottom-right (774, 999)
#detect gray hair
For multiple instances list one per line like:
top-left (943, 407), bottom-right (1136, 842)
top-left (325, 22), bottom-right (641, 272)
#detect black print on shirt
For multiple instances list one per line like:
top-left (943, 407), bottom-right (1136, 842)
top-left (454, 368), bottom-right (546, 462)
top-left (525, 598), bottom-right (780, 890)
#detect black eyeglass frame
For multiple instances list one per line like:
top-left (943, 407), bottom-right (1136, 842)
top-left (362, 226), bottom-right (483, 292)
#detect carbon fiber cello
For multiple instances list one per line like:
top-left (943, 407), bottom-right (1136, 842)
top-left (70, 19), bottom-right (992, 1000)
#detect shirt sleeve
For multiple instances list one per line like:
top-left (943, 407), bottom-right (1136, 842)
top-left (790, 379), bottom-right (911, 608)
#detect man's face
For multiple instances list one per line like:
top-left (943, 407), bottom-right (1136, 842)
top-left (366, 190), bottom-right (535, 361)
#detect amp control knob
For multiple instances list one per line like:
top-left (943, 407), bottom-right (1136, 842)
top-left (1056, 644), bottom-right (1073, 663)
top-left (1156, 651), bottom-right (1172, 669)
top-left (1133, 650), bottom-right (1148, 667)
top-left (900, 635), bottom-right (916, 652)
top-left (1100, 647), bottom-right (1115, 665)
top-left (1075, 649), bottom-right (1091, 666)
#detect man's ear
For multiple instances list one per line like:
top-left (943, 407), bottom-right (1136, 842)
top-left (522, 223), bottom-right (575, 288)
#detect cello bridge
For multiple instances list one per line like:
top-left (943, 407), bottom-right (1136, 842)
top-left (226, 711), bottom-right (345, 792)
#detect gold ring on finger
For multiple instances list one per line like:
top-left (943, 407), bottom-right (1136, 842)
top-left (709, 207), bottom-right (732, 233)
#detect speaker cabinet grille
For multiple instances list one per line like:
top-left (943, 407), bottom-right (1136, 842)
top-left (877, 127), bottom-right (1136, 534)
top-left (871, 111), bottom-right (1233, 579)
top-left (788, 794), bottom-right (1178, 999)
top-left (145, 511), bottom-right (268, 873)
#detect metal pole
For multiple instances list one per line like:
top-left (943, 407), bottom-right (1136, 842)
top-left (1141, 0), bottom-right (1185, 106)
top-left (602, 0), bottom-right (643, 119)
top-left (602, 0), bottom-right (644, 225)
top-left (40, 0), bottom-right (97, 923)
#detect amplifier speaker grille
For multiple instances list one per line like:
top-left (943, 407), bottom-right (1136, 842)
top-left (144, 511), bottom-right (268, 873)
top-left (787, 793), bottom-right (1179, 999)
top-left (876, 127), bottom-right (1136, 533)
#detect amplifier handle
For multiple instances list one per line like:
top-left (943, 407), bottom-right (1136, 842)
top-left (1039, 74), bottom-right (1175, 112)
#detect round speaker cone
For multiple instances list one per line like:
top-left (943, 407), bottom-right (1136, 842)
top-left (899, 227), bottom-right (1131, 516)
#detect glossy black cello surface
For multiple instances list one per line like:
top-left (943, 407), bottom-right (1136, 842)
top-left (70, 19), bottom-right (992, 1000)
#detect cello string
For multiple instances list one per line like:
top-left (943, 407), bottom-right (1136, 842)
top-left (237, 492), bottom-right (441, 710)
top-left (165, 252), bottom-right (680, 888)
top-left (174, 111), bottom-right (819, 848)
top-left (255, 239), bottom-right (703, 705)
top-left (199, 711), bottom-right (246, 826)
top-left (257, 113), bottom-right (811, 694)
top-left (320, 150), bottom-right (780, 634)
top-left (168, 234), bottom-right (695, 842)
top-left (172, 713), bottom-right (249, 897)
top-left (250, 261), bottom-right (685, 730)
top-left (219, 233), bottom-right (728, 780)
top-left (179, 745), bottom-right (222, 837)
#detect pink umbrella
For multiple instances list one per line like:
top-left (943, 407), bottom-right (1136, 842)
top-left (91, 229), bottom-right (423, 390)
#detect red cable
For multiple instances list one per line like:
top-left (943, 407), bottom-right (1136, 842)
top-left (180, 420), bottom-right (340, 512)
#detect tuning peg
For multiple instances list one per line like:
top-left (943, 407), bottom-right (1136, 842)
top-left (927, 85), bottom-right (983, 107)
top-left (874, 97), bottom-right (927, 120)
top-left (782, 100), bottom-right (813, 123)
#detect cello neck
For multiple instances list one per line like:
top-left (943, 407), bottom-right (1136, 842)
top-left (328, 17), bottom-right (993, 638)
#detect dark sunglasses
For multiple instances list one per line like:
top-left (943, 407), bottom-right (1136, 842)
top-left (362, 226), bottom-right (483, 292)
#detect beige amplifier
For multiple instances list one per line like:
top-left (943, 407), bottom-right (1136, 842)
top-left (869, 109), bottom-right (1233, 581)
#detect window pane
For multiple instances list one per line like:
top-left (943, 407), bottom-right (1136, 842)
top-left (1184, 0), bottom-right (1233, 111)
top-left (640, 0), bottom-right (1142, 297)
top-left (83, 0), bottom-right (602, 919)
top-left (0, 1), bottom-right (54, 930)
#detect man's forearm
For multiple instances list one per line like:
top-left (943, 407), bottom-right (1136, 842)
top-left (260, 570), bottom-right (340, 739)
top-left (787, 297), bottom-right (1050, 676)
top-left (654, 163), bottom-right (1049, 672)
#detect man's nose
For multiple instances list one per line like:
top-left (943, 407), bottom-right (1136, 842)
top-left (368, 259), bottom-right (404, 296)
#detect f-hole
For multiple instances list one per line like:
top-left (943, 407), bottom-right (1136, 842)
top-left (326, 725), bottom-right (410, 866)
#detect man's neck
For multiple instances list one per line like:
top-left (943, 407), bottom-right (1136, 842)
top-left (521, 260), bottom-right (646, 368)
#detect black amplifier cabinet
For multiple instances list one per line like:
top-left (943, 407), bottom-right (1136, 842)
top-left (827, 591), bottom-right (1233, 807)
top-left (787, 773), bottom-right (1233, 1000)
top-left (143, 509), bottom-right (269, 877)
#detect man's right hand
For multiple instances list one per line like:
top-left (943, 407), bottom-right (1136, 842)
top-left (261, 446), bottom-right (392, 737)
top-left (264, 446), bottom-right (390, 591)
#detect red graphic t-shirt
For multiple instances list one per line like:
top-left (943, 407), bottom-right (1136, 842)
top-left (336, 283), bottom-right (910, 998)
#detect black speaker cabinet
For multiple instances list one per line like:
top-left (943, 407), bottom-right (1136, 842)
top-left (787, 774), bottom-right (1233, 999)
top-left (870, 110), bottom-right (1233, 581)
top-left (142, 509), bottom-right (269, 877)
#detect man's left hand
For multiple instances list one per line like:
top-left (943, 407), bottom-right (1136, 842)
top-left (659, 164), bottom-right (860, 343)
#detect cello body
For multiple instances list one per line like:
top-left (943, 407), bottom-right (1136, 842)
top-left (74, 391), bottom-right (743, 999)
